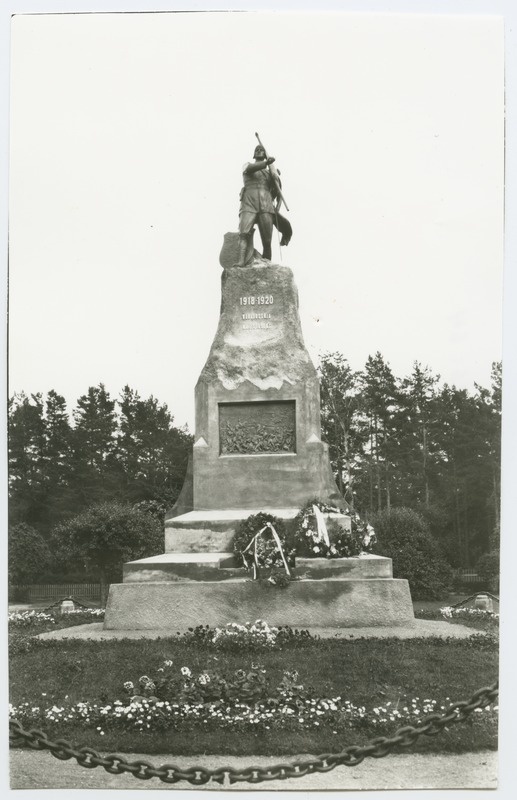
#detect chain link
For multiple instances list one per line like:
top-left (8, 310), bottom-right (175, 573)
top-left (9, 681), bottom-right (498, 785)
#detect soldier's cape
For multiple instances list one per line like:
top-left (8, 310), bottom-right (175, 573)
top-left (274, 211), bottom-right (292, 247)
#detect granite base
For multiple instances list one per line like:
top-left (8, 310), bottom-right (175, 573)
top-left (104, 577), bottom-right (415, 630)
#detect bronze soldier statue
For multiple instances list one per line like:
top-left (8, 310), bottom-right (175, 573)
top-left (234, 142), bottom-right (292, 267)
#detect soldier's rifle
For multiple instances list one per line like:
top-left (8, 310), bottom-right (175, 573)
top-left (255, 132), bottom-right (289, 213)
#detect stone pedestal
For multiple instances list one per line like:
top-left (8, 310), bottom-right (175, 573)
top-left (170, 263), bottom-right (342, 517)
top-left (104, 252), bottom-right (414, 631)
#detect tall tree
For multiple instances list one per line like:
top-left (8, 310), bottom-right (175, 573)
top-left (399, 362), bottom-right (441, 508)
top-left (116, 386), bottom-right (192, 507)
top-left (474, 361), bottom-right (501, 542)
top-left (41, 391), bottom-right (74, 528)
top-left (318, 353), bottom-right (364, 505)
top-left (8, 392), bottom-right (46, 528)
top-left (358, 353), bottom-right (401, 513)
top-left (71, 384), bottom-right (118, 507)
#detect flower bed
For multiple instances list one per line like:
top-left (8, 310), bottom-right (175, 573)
top-left (8, 611), bottom-right (57, 628)
top-left (180, 620), bottom-right (314, 650)
top-left (8, 622), bottom-right (499, 755)
top-left (10, 688), bottom-right (498, 737)
top-left (8, 608), bottom-right (105, 628)
top-left (440, 607), bottom-right (499, 622)
top-left (9, 644), bottom-right (499, 738)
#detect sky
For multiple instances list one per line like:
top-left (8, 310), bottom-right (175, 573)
top-left (7, 8), bottom-right (505, 430)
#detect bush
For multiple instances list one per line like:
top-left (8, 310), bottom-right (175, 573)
top-left (51, 502), bottom-right (164, 605)
top-left (8, 523), bottom-right (52, 585)
top-left (371, 507), bottom-right (453, 599)
top-left (476, 551), bottom-right (500, 592)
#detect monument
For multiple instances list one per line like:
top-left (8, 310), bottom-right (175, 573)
top-left (104, 138), bottom-right (414, 630)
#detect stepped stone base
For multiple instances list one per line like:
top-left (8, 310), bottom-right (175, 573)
top-left (105, 554), bottom-right (415, 629)
top-left (165, 508), bottom-right (350, 553)
top-left (165, 508), bottom-right (301, 553)
top-left (104, 577), bottom-right (415, 630)
top-left (123, 553), bottom-right (392, 584)
top-left (123, 553), bottom-right (241, 583)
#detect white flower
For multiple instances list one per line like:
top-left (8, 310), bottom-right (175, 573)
top-left (313, 545), bottom-right (320, 553)
top-left (181, 667), bottom-right (192, 678)
top-left (164, 660), bottom-right (173, 667)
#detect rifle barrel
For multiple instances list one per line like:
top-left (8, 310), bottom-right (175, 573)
top-left (254, 132), bottom-right (289, 212)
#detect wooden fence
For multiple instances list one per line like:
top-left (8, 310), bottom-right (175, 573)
top-left (9, 583), bottom-right (102, 603)
top-left (452, 568), bottom-right (480, 583)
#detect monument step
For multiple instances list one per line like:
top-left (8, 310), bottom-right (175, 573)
top-left (295, 555), bottom-right (393, 580)
top-left (165, 508), bottom-right (350, 553)
top-left (123, 552), bottom-right (245, 583)
top-left (123, 553), bottom-right (393, 583)
top-left (165, 508), bottom-right (301, 552)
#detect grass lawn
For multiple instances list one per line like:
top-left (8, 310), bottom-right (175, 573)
top-left (9, 615), bottom-right (498, 756)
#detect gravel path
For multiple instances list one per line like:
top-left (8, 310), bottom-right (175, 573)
top-left (9, 748), bottom-right (498, 790)
top-left (37, 619), bottom-right (479, 641)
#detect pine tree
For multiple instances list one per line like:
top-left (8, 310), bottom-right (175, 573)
top-left (318, 352), bottom-right (364, 506)
top-left (41, 390), bottom-right (74, 528)
top-left (8, 392), bottom-right (46, 528)
top-left (359, 353), bottom-right (401, 512)
top-left (71, 384), bottom-right (119, 507)
top-left (399, 362), bottom-right (441, 508)
top-left (117, 386), bottom-right (192, 507)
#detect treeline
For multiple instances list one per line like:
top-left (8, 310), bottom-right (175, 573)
top-left (8, 384), bottom-right (193, 538)
top-left (8, 355), bottom-right (501, 572)
top-left (318, 353), bottom-right (501, 567)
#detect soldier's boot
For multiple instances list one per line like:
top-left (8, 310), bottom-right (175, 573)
top-left (233, 236), bottom-right (249, 268)
top-left (262, 241), bottom-right (272, 261)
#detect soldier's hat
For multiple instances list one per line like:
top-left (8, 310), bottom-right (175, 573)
top-left (253, 144), bottom-right (266, 158)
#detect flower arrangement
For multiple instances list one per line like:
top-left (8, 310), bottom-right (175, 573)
top-left (233, 513), bottom-right (295, 579)
top-left (291, 501), bottom-right (376, 559)
top-left (211, 620), bottom-right (279, 649)
top-left (179, 622), bottom-right (315, 650)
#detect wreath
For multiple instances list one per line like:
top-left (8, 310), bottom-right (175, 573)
top-left (233, 512), bottom-right (295, 580)
top-left (291, 500), bottom-right (376, 559)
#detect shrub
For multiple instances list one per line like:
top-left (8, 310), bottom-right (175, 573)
top-left (8, 523), bottom-right (52, 585)
top-left (51, 502), bottom-right (164, 605)
top-left (475, 552), bottom-right (500, 592)
top-left (371, 507), bottom-right (453, 599)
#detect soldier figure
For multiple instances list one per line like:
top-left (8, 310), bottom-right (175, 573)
top-left (235, 144), bottom-right (291, 268)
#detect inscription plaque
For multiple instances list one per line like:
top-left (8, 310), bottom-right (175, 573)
top-left (219, 401), bottom-right (296, 455)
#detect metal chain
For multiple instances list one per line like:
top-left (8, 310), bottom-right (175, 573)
top-left (9, 681), bottom-right (498, 786)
